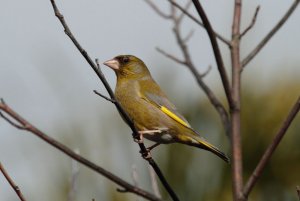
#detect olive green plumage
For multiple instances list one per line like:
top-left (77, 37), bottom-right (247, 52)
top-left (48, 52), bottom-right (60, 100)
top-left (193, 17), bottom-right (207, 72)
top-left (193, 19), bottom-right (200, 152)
top-left (104, 55), bottom-right (229, 163)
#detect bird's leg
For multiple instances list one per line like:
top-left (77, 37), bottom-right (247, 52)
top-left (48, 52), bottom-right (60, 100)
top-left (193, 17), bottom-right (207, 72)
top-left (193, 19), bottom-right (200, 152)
top-left (134, 129), bottom-right (163, 143)
top-left (139, 130), bottom-right (164, 134)
top-left (133, 131), bottom-right (144, 143)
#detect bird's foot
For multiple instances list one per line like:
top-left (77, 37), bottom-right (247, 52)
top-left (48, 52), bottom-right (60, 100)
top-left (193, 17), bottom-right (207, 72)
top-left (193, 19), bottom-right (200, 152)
top-left (139, 142), bottom-right (160, 156)
top-left (141, 150), bottom-right (152, 159)
top-left (133, 131), bottom-right (144, 143)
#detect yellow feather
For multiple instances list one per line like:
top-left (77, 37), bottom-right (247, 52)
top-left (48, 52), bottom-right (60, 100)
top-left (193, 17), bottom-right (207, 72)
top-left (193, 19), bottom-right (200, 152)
top-left (161, 106), bottom-right (190, 128)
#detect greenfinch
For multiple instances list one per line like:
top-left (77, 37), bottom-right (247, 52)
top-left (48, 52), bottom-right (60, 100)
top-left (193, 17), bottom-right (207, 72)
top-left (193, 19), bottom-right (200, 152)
top-left (104, 55), bottom-right (229, 163)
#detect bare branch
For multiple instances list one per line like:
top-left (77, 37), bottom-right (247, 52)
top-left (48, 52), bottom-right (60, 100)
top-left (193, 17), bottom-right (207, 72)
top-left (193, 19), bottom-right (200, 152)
top-left (240, 6), bottom-right (260, 38)
top-left (177, 0), bottom-right (193, 24)
top-left (183, 29), bottom-right (194, 43)
top-left (0, 101), bottom-right (161, 201)
top-left (167, 0), bottom-right (231, 46)
top-left (297, 186), bottom-right (300, 201)
top-left (93, 90), bottom-right (116, 103)
top-left (230, 0), bottom-right (243, 200)
top-left (145, 0), bottom-right (172, 19)
top-left (242, 0), bottom-right (300, 69)
top-left (200, 65), bottom-right (212, 78)
top-left (0, 162), bottom-right (27, 201)
top-left (0, 111), bottom-right (25, 129)
top-left (191, 0), bottom-right (234, 110)
top-left (242, 96), bottom-right (300, 199)
top-left (148, 165), bottom-right (162, 199)
top-left (156, 47), bottom-right (186, 65)
top-left (48, 1), bottom-right (179, 200)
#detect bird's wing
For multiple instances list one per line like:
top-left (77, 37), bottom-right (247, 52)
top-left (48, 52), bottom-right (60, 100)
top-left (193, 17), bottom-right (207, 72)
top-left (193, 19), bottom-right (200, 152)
top-left (139, 80), bottom-right (191, 129)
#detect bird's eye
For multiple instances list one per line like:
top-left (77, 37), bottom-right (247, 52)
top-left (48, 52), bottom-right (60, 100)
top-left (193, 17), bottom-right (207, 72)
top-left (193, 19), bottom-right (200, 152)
top-left (122, 57), bottom-right (129, 63)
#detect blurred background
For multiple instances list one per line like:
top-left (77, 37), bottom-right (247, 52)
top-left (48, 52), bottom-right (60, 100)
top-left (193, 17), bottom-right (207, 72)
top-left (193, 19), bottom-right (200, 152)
top-left (0, 0), bottom-right (299, 201)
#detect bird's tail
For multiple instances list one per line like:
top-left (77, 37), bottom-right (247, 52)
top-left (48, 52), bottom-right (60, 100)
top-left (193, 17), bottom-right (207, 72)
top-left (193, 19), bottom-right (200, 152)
top-left (186, 134), bottom-right (230, 163)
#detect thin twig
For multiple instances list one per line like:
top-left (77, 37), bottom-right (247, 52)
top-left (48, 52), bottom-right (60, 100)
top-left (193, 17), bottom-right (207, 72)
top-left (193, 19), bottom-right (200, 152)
top-left (201, 65), bottom-right (212, 78)
top-left (145, 0), bottom-right (172, 19)
top-left (297, 186), bottom-right (300, 201)
top-left (0, 162), bottom-right (27, 201)
top-left (48, 1), bottom-right (179, 200)
top-left (156, 47), bottom-right (186, 65)
top-left (166, 0), bottom-right (231, 46)
top-left (191, 0), bottom-right (234, 110)
top-left (0, 111), bottom-right (25, 129)
top-left (183, 29), bottom-right (195, 43)
top-left (93, 90), bottom-right (116, 103)
top-left (240, 6), bottom-right (260, 38)
top-left (241, 0), bottom-right (300, 69)
top-left (242, 96), bottom-right (300, 199)
top-left (0, 101), bottom-right (161, 201)
top-left (177, 0), bottom-right (193, 24)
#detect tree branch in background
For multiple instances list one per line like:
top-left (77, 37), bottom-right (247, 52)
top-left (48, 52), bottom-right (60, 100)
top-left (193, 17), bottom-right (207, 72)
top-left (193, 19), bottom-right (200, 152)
top-left (230, 0), bottom-right (243, 200)
top-left (240, 6), bottom-right (260, 38)
top-left (297, 186), bottom-right (300, 200)
top-left (0, 162), bottom-right (27, 201)
top-left (191, 0), bottom-right (234, 110)
top-left (148, 0), bottom-right (231, 137)
top-left (156, 47), bottom-right (186, 65)
top-left (145, 0), bottom-right (172, 19)
top-left (0, 100), bottom-right (161, 201)
top-left (242, 96), bottom-right (300, 199)
top-left (49, 1), bottom-right (179, 200)
top-left (167, 0), bottom-right (231, 46)
top-left (241, 0), bottom-right (300, 69)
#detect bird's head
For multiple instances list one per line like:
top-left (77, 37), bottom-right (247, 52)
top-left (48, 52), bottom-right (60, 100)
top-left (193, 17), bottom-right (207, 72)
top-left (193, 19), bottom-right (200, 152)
top-left (104, 55), bottom-right (151, 80)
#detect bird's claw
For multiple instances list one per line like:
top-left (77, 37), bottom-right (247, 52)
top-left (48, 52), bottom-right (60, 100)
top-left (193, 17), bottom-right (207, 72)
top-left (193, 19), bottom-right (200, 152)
top-left (140, 150), bottom-right (152, 159)
top-left (133, 131), bottom-right (144, 143)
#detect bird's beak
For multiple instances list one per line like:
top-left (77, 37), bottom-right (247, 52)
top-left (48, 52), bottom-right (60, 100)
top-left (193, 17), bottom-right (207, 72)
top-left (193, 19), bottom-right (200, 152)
top-left (103, 58), bottom-right (120, 70)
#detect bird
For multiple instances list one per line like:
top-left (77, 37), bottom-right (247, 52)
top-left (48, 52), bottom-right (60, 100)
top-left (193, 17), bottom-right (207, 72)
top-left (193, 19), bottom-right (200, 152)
top-left (103, 55), bottom-right (229, 163)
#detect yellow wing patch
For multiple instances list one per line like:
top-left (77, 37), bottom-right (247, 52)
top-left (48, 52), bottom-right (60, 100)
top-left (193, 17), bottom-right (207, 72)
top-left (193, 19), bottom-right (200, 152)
top-left (160, 106), bottom-right (190, 128)
top-left (141, 95), bottom-right (191, 128)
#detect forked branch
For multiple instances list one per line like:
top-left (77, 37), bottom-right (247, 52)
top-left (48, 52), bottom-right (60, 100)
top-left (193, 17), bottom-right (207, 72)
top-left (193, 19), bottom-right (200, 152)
top-left (167, 0), bottom-right (231, 46)
top-left (240, 6), bottom-right (260, 38)
top-left (242, 0), bottom-right (300, 69)
top-left (0, 100), bottom-right (161, 201)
